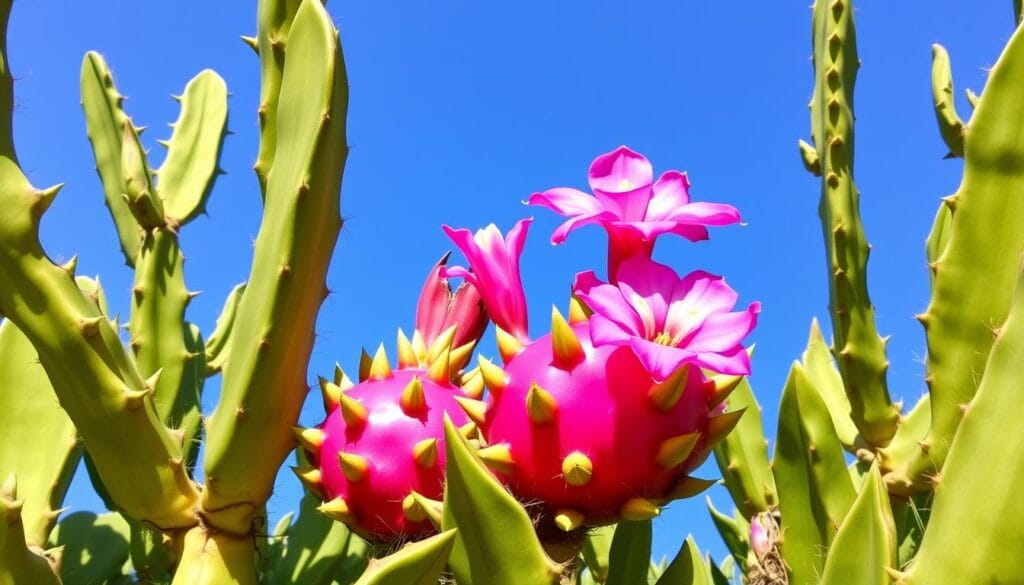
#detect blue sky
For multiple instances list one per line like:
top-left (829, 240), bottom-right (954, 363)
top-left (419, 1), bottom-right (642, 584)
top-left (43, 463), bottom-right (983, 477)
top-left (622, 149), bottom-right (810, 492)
top-left (7, 0), bottom-right (1016, 569)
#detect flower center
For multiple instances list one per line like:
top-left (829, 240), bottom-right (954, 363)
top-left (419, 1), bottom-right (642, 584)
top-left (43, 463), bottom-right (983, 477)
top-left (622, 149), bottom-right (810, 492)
top-left (653, 331), bottom-right (675, 346)
top-left (617, 179), bottom-right (633, 191)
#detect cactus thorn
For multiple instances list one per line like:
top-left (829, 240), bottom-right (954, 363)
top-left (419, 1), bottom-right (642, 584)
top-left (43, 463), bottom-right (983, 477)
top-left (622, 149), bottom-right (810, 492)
top-left (240, 35), bottom-right (258, 52)
top-left (293, 427), bottom-right (325, 452)
top-left (412, 438), bottom-right (439, 468)
top-left (123, 387), bottom-right (149, 411)
top-left (31, 183), bottom-right (63, 216)
top-left (656, 432), bottom-right (701, 469)
top-left (554, 509), bottom-right (585, 532)
top-left (367, 344), bottom-right (393, 380)
top-left (478, 444), bottom-right (515, 474)
top-left (826, 171), bottom-right (840, 187)
top-left (144, 368), bottom-right (163, 391)
top-left (621, 497), bottom-right (660, 521)
top-left (648, 364), bottom-right (690, 411)
top-left (61, 255), bottom-right (79, 277)
top-left (78, 316), bottom-right (103, 338)
top-left (338, 452), bottom-right (369, 482)
top-left (317, 497), bottom-right (353, 523)
top-left (526, 382), bottom-right (558, 424)
top-left (495, 326), bottom-right (525, 363)
top-left (400, 376), bottom-right (427, 416)
top-left (338, 393), bottom-right (368, 428)
top-left (478, 356), bottom-right (508, 394)
top-left (454, 396), bottom-right (488, 427)
top-left (942, 195), bottom-right (958, 210)
top-left (561, 452), bottom-right (593, 486)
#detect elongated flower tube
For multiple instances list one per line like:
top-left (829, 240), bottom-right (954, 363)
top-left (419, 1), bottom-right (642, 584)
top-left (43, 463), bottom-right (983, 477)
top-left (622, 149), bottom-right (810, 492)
top-left (528, 146), bottom-right (741, 280)
top-left (574, 255), bottom-right (760, 381)
top-left (442, 219), bottom-right (532, 343)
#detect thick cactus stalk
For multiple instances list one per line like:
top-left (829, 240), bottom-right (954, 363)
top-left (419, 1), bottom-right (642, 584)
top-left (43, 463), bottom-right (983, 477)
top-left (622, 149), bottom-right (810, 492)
top-left (0, 476), bottom-right (60, 585)
top-left (802, 0), bottom-right (899, 448)
top-left (883, 16), bottom-right (1024, 495)
top-left (930, 44), bottom-right (966, 158)
top-left (201, 0), bottom-right (347, 533)
top-left (170, 526), bottom-right (258, 585)
top-left (0, 319), bottom-right (82, 548)
top-left (900, 264), bottom-right (1024, 583)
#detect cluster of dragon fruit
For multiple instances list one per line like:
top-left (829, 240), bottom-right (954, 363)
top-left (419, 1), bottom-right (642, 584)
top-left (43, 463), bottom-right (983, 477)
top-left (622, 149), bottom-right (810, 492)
top-left (295, 146), bottom-right (761, 541)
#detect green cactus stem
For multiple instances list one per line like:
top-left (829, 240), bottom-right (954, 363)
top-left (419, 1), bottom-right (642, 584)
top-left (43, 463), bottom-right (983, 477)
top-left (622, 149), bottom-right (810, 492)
top-left (773, 362), bottom-right (855, 585)
top-left (201, 0), bottom-right (348, 534)
top-left (170, 526), bottom-right (258, 585)
top-left (802, 0), bottom-right (899, 448)
top-left (441, 417), bottom-right (562, 585)
top-left (800, 318), bottom-right (859, 453)
top-left (886, 14), bottom-right (1024, 496)
top-left (711, 374), bottom-right (777, 518)
top-left (930, 44), bottom-right (966, 158)
top-left (819, 465), bottom-right (895, 585)
top-left (900, 263), bottom-right (1024, 583)
top-left (80, 52), bottom-right (143, 266)
top-left (204, 283), bottom-right (245, 376)
top-left (0, 318), bottom-right (82, 548)
top-left (0, 476), bottom-right (60, 585)
top-left (606, 520), bottom-right (652, 585)
top-left (352, 529), bottom-right (457, 585)
top-left (655, 536), bottom-right (712, 585)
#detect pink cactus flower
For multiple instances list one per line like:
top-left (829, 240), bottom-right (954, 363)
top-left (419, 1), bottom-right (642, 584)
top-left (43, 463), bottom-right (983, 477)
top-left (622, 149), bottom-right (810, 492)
top-left (442, 219), bottom-right (532, 343)
top-left (528, 146), bottom-right (741, 280)
top-left (574, 254), bottom-right (760, 381)
top-left (415, 252), bottom-right (488, 352)
top-left (750, 514), bottom-right (771, 559)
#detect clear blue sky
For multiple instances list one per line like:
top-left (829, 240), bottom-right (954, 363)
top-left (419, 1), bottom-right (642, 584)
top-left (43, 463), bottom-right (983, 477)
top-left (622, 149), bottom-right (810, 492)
top-left (7, 0), bottom-right (1015, 569)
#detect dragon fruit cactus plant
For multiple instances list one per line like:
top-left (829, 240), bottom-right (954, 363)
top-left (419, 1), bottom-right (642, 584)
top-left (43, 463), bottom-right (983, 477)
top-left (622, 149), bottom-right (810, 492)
top-left (442, 147), bottom-right (760, 532)
top-left (294, 258), bottom-right (486, 541)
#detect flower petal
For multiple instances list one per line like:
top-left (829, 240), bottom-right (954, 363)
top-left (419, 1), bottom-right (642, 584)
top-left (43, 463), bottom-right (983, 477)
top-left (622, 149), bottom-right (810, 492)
top-left (665, 270), bottom-right (739, 337)
top-left (527, 187), bottom-right (603, 216)
top-left (589, 314), bottom-right (633, 347)
top-left (588, 146), bottom-right (654, 194)
top-left (686, 302), bottom-right (761, 353)
top-left (615, 256), bottom-right (681, 331)
top-left (628, 337), bottom-right (695, 382)
top-left (646, 170), bottom-right (692, 219)
top-left (665, 201), bottom-right (742, 226)
top-left (573, 271), bottom-right (645, 337)
top-left (692, 345), bottom-right (751, 376)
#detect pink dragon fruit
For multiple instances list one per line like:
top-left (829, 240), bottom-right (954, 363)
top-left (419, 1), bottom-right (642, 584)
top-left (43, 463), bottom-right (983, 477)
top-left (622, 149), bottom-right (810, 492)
top-left (293, 256), bottom-right (486, 541)
top-left (444, 216), bottom-right (757, 530)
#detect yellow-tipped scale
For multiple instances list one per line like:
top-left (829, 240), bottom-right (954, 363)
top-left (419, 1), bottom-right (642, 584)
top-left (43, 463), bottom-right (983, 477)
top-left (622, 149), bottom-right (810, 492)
top-left (403, 493), bottom-right (428, 523)
top-left (656, 432), bottom-right (701, 469)
top-left (368, 343), bottom-right (393, 381)
top-left (708, 373), bottom-right (744, 407)
top-left (397, 328), bottom-right (417, 368)
top-left (407, 491), bottom-right (443, 528)
top-left (554, 509), bottom-right (585, 532)
top-left (426, 345), bottom-right (451, 384)
top-left (319, 377), bottom-right (342, 410)
top-left (478, 443), bottom-right (515, 474)
top-left (292, 466), bottom-right (325, 499)
top-left (461, 367), bottom-right (484, 399)
top-left (411, 330), bottom-right (428, 363)
top-left (568, 294), bottom-right (591, 325)
top-left (551, 306), bottom-right (585, 369)
top-left (561, 452), bottom-right (593, 486)
top-left (526, 382), bottom-right (557, 424)
top-left (426, 325), bottom-right (457, 364)
top-left (334, 365), bottom-right (354, 390)
top-left (478, 356), bottom-right (508, 394)
top-left (458, 422), bottom-right (479, 441)
top-left (454, 396), bottom-right (488, 427)
top-left (412, 438), bottom-right (439, 468)
top-left (496, 326), bottom-right (524, 363)
top-left (318, 497), bottom-right (353, 523)
top-left (338, 393), bottom-right (368, 427)
top-left (667, 476), bottom-right (717, 500)
top-left (358, 348), bottom-right (373, 382)
top-left (621, 497), bottom-right (660, 521)
top-left (648, 365), bottom-right (690, 411)
top-left (338, 452), bottom-right (369, 482)
top-left (400, 376), bottom-right (426, 415)
top-left (705, 408), bottom-right (746, 444)
top-left (293, 426), bottom-right (325, 452)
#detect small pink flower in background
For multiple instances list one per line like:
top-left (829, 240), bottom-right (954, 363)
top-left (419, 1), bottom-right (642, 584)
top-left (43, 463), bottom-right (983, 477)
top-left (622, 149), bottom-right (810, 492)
top-left (528, 145), bottom-right (742, 280)
top-left (574, 254), bottom-right (760, 381)
top-left (750, 514), bottom-right (771, 559)
top-left (442, 219), bottom-right (532, 343)
top-left (415, 252), bottom-right (488, 350)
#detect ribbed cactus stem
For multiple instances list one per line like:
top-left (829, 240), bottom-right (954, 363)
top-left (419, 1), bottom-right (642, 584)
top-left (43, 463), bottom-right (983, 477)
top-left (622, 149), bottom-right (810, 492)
top-left (804, 0), bottom-right (898, 448)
